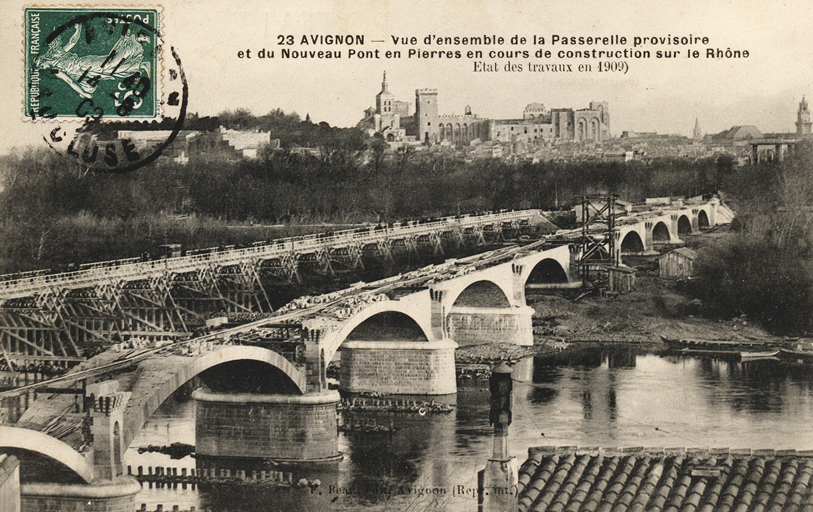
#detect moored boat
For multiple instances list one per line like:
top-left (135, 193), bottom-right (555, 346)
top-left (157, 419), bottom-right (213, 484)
top-left (778, 348), bottom-right (813, 364)
top-left (739, 350), bottom-right (780, 361)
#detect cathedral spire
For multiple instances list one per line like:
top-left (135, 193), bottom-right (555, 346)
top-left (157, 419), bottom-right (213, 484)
top-left (693, 117), bottom-right (702, 140)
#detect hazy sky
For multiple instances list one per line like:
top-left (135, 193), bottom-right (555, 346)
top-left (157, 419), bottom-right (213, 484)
top-left (3, 0), bottom-right (812, 154)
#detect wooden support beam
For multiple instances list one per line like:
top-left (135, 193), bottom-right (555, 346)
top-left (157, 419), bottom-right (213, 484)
top-left (14, 311), bottom-right (70, 357)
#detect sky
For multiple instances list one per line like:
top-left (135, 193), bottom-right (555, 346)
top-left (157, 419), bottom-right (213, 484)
top-left (2, 0), bottom-right (813, 154)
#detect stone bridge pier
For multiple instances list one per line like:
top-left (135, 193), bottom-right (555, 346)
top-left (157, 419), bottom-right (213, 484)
top-left (304, 245), bottom-right (575, 396)
top-left (444, 245), bottom-right (572, 347)
top-left (444, 265), bottom-right (535, 347)
top-left (306, 294), bottom-right (458, 396)
top-left (16, 381), bottom-right (141, 512)
top-left (192, 389), bottom-right (341, 463)
top-left (188, 350), bottom-right (341, 464)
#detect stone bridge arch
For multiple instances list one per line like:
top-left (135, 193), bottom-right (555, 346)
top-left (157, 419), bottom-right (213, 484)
top-left (698, 209), bottom-right (710, 229)
top-left (525, 258), bottom-right (569, 284)
top-left (0, 426), bottom-right (94, 483)
top-left (677, 214), bottom-right (693, 236)
top-left (652, 221), bottom-right (671, 242)
top-left (322, 295), bottom-right (455, 395)
top-left (320, 297), bottom-right (432, 366)
top-left (620, 230), bottom-right (646, 254)
top-left (437, 271), bottom-right (517, 312)
top-left (517, 246), bottom-right (574, 290)
top-left (442, 271), bottom-right (535, 348)
top-left (451, 280), bottom-right (512, 308)
top-left (123, 345), bottom-right (306, 449)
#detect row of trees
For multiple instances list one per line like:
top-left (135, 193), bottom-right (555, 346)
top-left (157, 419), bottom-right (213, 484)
top-left (690, 141), bottom-right (813, 335)
top-left (0, 109), bottom-right (732, 273)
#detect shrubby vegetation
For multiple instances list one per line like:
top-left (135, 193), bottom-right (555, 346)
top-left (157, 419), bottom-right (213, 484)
top-left (0, 109), bottom-right (730, 273)
top-left (691, 141), bottom-right (813, 335)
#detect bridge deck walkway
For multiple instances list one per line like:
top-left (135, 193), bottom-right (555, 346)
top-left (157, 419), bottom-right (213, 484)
top-left (0, 209), bottom-right (547, 301)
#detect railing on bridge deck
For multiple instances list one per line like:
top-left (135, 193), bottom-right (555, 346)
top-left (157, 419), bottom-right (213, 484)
top-left (0, 209), bottom-right (542, 300)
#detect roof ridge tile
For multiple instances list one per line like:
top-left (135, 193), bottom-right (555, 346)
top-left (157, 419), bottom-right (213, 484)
top-left (629, 460), bottom-right (664, 512)
top-left (698, 457), bottom-right (734, 512)
top-left (611, 456), bottom-right (651, 512)
top-left (597, 456), bottom-right (637, 512)
top-left (566, 455), bottom-right (603, 512)
top-left (765, 459), bottom-right (798, 512)
top-left (731, 449), bottom-right (753, 456)
top-left (550, 453), bottom-right (591, 511)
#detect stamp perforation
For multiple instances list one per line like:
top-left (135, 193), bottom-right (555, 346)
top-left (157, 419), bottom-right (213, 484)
top-left (22, 5), bottom-right (166, 123)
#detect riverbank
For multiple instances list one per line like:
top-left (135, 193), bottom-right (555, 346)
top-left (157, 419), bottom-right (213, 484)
top-left (456, 230), bottom-right (795, 366)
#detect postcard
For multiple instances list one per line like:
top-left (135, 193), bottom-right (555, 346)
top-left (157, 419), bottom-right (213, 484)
top-left (1, 1), bottom-right (812, 511)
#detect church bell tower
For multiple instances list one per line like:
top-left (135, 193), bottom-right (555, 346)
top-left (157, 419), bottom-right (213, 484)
top-left (797, 97), bottom-right (812, 136)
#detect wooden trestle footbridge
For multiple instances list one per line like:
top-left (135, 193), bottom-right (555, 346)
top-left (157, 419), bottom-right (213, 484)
top-left (0, 209), bottom-right (549, 363)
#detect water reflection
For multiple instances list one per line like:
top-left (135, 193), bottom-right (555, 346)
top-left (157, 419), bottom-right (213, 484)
top-left (8, 347), bottom-right (812, 511)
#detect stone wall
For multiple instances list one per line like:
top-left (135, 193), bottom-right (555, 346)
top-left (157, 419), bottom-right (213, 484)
top-left (447, 306), bottom-right (534, 346)
top-left (20, 478), bottom-right (140, 512)
top-left (340, 340), bottom-right (457, 395)
top-left (194, 391), bottom-right (340, 461)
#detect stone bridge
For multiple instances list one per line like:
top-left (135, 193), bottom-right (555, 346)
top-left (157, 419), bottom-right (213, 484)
top-left (0, 197), bottom-right (728, 511)
top-left (0, 209), bottom-right (549, 362)
top-left (613, 199), bottom-right (719, 257)
top-left (0, 239), bottom-right (575, 511)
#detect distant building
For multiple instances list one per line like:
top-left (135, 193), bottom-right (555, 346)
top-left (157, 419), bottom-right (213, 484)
top-left (797, 96), bottom-right (812, 136)
top-left (693, 117), bottom-right (702, 140)
top-left (359, 72), bottom-right (609, 147)
top-left (619, 131), bottom-right (670, 139)
top-left (710, 125), bottom-right (762, 143)
top-left (416, 89), bottom-right (491, 146)
top-left (487, 101), bottom-right (610, 146)
top-left (117, 129), bottom-right (202, 164)
top-left (216, 127), bottom-right (273, 159)
top-left (602, 151), bottom-right (636, 163)
top-left (659, 247), bottom-right (697, 279)
top-left (116, 127), bottom-right (273, 161)
top-left (523, 103), bottom-right (547, 120)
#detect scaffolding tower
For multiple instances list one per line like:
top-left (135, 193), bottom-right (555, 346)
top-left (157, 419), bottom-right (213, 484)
top-left (578, 194), bottom-right (619, 286)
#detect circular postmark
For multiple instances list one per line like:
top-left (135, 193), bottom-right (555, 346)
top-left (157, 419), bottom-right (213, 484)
top-left (25, 9), bottom-right (187, 173)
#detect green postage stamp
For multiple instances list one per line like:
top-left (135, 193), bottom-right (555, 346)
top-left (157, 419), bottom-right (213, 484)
top-left (24, 8), bottom-right (161, 121)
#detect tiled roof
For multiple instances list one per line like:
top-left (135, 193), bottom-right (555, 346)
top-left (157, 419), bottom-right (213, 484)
top-left (517, 446), bottom-right (813, 512)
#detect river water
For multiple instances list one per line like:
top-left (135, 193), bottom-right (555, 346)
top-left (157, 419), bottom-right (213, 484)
top-left (125, 348), bottom-right (813, 512)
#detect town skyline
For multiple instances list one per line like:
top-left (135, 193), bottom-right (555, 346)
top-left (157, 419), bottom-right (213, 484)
top-left (2, 0), bottom-right (812, 155)
top-left (344, 70), bottom-right (810, 140)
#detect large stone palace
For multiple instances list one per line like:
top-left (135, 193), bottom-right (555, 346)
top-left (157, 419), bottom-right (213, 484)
top-left (358, 72), bottom-right (610, 146)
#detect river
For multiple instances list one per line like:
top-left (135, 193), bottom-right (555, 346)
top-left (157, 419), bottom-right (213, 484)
top-left (124, 348), bottom-right (813, 511)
